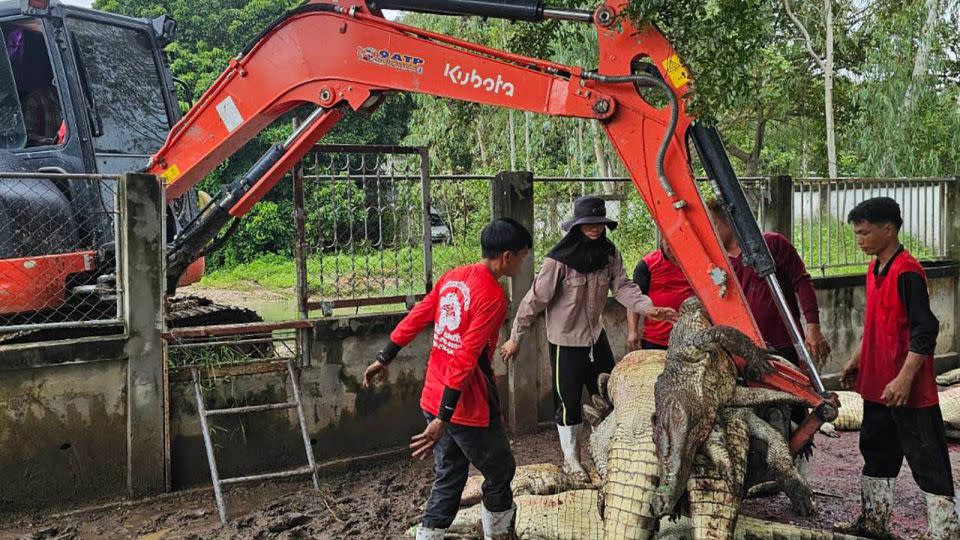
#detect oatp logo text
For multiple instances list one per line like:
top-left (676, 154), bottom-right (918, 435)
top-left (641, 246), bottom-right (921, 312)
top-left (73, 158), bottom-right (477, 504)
top-left (357, 47), bottom-right (425, 74)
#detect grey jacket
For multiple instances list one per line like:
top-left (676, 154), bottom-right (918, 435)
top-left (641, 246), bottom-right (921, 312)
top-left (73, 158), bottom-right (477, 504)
top-left (509, 252), bottom-right (654, 347)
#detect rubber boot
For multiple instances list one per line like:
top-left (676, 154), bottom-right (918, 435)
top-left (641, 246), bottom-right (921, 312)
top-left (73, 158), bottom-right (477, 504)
top-left (415, 525), bottom-right (447, 540)
top-left (481, 503), bottom-right (517, 540)
top-left (558, 424), bottom-right (587, 480)
top-left (919, 491), bottom-right (960, 540)
top-left (834, 475), bottom-right (900, 540)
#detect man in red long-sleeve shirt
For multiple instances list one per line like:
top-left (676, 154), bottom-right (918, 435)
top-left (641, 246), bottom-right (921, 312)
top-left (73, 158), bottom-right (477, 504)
top-left (706, 198), bottom-right (830, 478)
top-left (706, 198), bottom-right (831, 364)
top-left (362, 218), bottom-right (532, 540)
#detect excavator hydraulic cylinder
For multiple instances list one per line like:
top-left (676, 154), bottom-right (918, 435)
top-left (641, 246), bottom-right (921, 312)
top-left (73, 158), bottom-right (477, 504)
top-left (367, 0), bottom-right (545, 21)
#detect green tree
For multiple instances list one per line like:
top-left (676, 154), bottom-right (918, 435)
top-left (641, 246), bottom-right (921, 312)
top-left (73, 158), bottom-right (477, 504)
top-left (95, 0), bottom-right (414, 267)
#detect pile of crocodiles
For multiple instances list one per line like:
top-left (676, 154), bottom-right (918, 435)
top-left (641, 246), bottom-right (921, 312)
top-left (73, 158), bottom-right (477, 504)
top-left (409, 298), bottom-right (890, 539)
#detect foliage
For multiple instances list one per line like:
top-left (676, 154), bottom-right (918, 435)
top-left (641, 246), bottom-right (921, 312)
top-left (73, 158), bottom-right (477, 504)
top-left (95, 0), bottom-right (414, 270)
top-left (91, 0), bottom-right (958, 280)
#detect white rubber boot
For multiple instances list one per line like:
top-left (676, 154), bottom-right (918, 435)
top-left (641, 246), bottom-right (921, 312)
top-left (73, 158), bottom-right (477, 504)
top-left (834, 475), bottom-right (898, 539)
top-left (481, 503), bottom-right (517, 540)
top-left (557, 424), bottom-right (586, 478)
top-left (922, 491), bottom-right (960, 540)
top-left (415, 525), bottom-right (447, 540)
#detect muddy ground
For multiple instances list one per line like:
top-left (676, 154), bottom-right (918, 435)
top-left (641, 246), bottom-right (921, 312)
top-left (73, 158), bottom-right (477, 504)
top-left (1, 431), bottom-right (957, 540)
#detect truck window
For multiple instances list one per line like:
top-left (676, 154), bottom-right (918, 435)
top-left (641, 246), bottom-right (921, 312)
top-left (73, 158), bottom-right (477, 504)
top-left (66, 17), bottom-right (169, 155)
top-left (0, 27), bottom-right (27, 150)
top-left (1, 20), bottom-right (62, 149)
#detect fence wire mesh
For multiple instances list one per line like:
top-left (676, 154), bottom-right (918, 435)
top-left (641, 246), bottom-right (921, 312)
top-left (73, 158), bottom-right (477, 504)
top-left (0, 172), bottom-right (123, 338)
top-left (296, 146), bottom-right (497, 317)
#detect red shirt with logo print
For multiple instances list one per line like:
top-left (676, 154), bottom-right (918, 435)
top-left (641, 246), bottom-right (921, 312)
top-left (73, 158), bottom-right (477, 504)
top-left (389, 263), bottom-right (508, 427)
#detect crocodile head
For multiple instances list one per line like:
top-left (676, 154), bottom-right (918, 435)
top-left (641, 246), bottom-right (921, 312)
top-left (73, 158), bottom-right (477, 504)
top-left (653, 296), bottom-right (715, 517)
top-left (667, 297), bottom-right (711, 348)
top-left (651, 390), bottom-right (712, 517)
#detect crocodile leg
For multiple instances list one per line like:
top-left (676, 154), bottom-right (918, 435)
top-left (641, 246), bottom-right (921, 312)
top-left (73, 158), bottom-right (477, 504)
top-left (743, 410), bottom-right (816, 517)
top-left (730, 387), bottom-right (812, 408)
top-left (689, 326), bottom-right (778, 381)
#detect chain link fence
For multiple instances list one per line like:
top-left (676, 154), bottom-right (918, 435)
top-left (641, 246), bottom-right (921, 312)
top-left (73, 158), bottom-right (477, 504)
top-left (0, 172), bottom-right (123, 341)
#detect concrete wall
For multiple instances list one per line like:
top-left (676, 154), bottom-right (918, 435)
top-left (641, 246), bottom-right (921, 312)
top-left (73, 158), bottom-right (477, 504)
top-left (168, 312), bottom-right (513, 488)
top-left (0, 338), bottom-right (129, 513)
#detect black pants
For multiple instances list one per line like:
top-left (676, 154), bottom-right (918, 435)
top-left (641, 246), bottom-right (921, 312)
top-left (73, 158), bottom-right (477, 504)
top-left (860, 400), bottom-right (955, 496)
top-left (548, 330), bottom-right (615, 426)
top-left (641, 339), bottom-right (668, 350)
top-left (421, 411), bottom-right (516, 529)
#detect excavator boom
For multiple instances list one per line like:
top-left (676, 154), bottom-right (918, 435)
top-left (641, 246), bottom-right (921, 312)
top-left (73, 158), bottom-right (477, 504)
top-left (147, 0), bottom-right (836, 447)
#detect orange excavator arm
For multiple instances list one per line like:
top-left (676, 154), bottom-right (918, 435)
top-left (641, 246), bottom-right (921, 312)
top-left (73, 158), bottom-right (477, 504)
top-left (147, 0), bottom-right (836, 449)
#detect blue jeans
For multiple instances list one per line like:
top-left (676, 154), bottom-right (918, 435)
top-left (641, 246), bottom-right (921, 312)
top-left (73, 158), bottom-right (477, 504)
top-left (421, 411), bottom-right (516, 529)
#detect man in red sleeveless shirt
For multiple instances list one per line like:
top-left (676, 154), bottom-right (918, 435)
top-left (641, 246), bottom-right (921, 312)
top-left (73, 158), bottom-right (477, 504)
top-left (836, 197), bottom-right (958, 539)
top-left (362, 218), bottom-right (532, 540)
top-left (627, 241), bottom-right (693, 350)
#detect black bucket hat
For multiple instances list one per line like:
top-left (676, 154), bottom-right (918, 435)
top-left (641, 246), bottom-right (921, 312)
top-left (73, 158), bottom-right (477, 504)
top-left (561, 195), bottom-right (618, 232)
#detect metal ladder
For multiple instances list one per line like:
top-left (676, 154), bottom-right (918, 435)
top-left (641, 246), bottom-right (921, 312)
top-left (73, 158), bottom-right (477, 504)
top-left (191, 356), bottom-right (319, 523)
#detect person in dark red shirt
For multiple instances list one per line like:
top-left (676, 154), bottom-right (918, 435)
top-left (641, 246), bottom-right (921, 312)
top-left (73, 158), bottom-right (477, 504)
top-left (836, 197), bottom-right (958, 539)
top-left (362, 218), bottom-right (532, 540)
top-left (706, 197), bottom-right (830, 479)
top-left (705, 198), bottom-right (831, 364)
top-left (627, 241), bottom-right (694, 351)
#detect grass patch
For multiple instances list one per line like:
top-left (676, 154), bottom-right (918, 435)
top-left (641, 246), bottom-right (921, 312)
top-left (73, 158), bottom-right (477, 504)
top-left (199, 220), bottom-right (941, 293)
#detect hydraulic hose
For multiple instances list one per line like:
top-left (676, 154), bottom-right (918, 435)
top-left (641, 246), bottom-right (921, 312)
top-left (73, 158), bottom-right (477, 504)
top-left (582, 71), bottom-right (679, 198)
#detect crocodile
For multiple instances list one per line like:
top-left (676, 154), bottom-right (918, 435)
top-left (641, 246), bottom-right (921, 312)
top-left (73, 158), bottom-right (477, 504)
top-left (652, 297), bottom-right (815, 520)
top-left (584, 349), bottom-right (667, 540)
top-left (582, 349), bottom-right (812, 538)
top-left (825, 388), bottom-right (960, 438)
top-left (829, 391), bottom-right (864, 431)
top-left (936, 367), bottom-right (960, 386)
top-left (460, 463), bottom-right (595, 507)
top-left (432, 489), bottom-right (866, 540)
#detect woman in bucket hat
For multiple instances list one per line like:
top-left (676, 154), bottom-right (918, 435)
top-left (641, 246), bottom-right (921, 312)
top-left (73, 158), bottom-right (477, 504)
top-left (500, 195), bottom-right (676, 478)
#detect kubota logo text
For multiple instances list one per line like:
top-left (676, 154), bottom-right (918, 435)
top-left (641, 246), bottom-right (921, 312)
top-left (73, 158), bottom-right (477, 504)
top-left (444, 64), bottom-right (515, 97)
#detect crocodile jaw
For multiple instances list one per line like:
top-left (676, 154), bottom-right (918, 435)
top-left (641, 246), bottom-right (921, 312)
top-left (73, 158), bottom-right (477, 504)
top-left (652, 395), bottom-right (711, 517)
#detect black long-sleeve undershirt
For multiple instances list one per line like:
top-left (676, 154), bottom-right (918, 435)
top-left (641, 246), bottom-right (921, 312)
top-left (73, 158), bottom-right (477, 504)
top-left (897, 272), bottom-right (939, 356)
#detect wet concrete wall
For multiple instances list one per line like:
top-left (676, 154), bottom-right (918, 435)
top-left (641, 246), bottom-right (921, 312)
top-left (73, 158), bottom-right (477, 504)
top-left (168, 312), bottom-right (513, 488)
top-left (0, 338), bottom-right (129, 513)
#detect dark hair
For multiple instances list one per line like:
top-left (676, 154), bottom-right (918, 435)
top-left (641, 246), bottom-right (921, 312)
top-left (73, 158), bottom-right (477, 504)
top-left (481, 218), bottom-right (533, 259)
top-left (847, 197), bottom-right (903, 231)
top-left (705, 197), bottom-right (727, 221)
